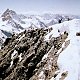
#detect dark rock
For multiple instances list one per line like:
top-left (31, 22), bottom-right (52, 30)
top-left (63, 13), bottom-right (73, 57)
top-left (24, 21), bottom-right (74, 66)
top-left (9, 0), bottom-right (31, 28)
top-left (0, 28), bottom-right (67, 80)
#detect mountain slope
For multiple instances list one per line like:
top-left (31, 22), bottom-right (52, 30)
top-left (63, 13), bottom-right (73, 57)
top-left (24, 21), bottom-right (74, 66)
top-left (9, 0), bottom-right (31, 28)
top-left (45, 19), bottom-right (80, 80)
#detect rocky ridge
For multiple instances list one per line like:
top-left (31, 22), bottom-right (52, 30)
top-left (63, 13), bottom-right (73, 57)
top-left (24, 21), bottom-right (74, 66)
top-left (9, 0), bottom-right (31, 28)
top-left (0, 28), bottom-right (68, 80)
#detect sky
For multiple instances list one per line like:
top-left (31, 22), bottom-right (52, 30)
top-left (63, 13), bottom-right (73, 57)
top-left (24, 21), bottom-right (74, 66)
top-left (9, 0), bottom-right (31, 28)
top-left (0, 0), bottom-right (80, 15)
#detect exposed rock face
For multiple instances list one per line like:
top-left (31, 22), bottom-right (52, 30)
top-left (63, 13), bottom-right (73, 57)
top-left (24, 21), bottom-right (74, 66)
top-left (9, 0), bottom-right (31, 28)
top-left (0, 28), bottom-right (68, 80)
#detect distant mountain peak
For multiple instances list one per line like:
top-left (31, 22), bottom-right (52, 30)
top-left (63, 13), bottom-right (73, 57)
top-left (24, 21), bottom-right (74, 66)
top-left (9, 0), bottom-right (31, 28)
top-left (2, 9), bottom-right (16, 16)
top-left (1, 9), bottom-right (17, 21)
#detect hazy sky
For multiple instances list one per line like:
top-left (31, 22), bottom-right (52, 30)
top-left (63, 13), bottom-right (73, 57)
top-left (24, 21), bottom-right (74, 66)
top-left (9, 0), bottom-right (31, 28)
top-left (0, 0), bottom-right (80, 15)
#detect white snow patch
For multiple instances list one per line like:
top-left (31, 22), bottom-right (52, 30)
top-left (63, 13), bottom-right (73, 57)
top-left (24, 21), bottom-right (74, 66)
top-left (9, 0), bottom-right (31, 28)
top-left (45, 28), bottom-right (60, 41)
top-left (38, 71), bottom-right (45, 80)
top-left (19, 34), bottom-right (25, 41)
top-left (42, 46), bottom-right (54, 60)
top-left (10, 50), bottom-right (18, 67)
top-left (10, 61), bottom-right (13, 67)
top-left (62, 42), bottom-right (66, 48)
top-left (39, 71), bottom-right (44, 77)
top-left (11, 50), bottom-right (17, 59)
top-left (0, 46), bottom-right (1, 49)
top-left (45, 20), bottom-right (70, 41)
top-left (18, 53), bottom-right (22, 62)
top-left (42, 53), bottom-right (48, 60)
top-left (15, 44), bottom-right (18, 47)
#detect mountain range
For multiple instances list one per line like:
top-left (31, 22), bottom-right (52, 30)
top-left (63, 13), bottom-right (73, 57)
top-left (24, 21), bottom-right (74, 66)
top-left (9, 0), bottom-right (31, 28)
top-left (0, 9), bottom-right (80, 46)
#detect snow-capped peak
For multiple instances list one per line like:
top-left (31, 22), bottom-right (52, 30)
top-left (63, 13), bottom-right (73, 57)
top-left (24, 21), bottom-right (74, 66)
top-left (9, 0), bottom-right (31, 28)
top-left (1, 9), bottom-right (16, 21)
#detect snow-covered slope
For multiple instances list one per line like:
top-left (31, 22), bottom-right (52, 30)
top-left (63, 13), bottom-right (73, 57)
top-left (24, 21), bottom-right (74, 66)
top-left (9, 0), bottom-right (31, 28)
top-left (45, 19), bottom-right (80, 80)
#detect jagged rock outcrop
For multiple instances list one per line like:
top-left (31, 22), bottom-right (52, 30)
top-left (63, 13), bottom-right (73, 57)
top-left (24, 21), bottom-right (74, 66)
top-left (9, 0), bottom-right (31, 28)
top-left (0, 28), bottom-right (68, 80)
